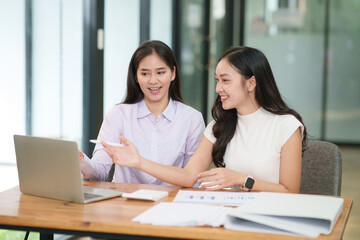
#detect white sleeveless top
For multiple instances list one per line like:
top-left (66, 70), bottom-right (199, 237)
top-left (204, 108), bottom-right (304, 184)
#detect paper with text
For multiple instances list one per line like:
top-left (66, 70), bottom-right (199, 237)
top-left (132, 202), bottom-right (232, 227)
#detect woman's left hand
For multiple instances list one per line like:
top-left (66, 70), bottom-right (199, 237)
top-left (197, 167), bottom-right (245, 191)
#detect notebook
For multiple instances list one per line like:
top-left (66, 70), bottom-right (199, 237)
top-left (122, 189), bottom-right (169, 201)
top-left (13, 134), bottom-right (123, 203)
top-left (224, 192), bottom-right (344, 238)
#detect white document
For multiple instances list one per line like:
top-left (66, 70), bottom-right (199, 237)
top-left (173, 190), bottom-right (259, 206)
top-left (132, 191), bottom-right (343, 238)
top-left (132, 202), bottom-right (232, 227)
top-left (224, 192), bottom-right (344, 238)
top-left (122, 189), bottom-right (168, 201)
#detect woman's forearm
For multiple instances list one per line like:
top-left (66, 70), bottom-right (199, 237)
top-left (103, 136), bottom-right (214, 187)
top-left (137, 157), bottom-right (198, 187)
top-left (136, 137), bottom-right (215, 187)
top-left (251, 177), bottom-right (300, 193)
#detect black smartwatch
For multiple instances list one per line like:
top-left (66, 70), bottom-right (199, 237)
top-left (243, 176), bottom-right (255, 191)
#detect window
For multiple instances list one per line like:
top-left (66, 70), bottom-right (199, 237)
top-left (103, 0), bottom-right (140, 113)
top-left (0, 0), bottom-right (26, 165)
top-left (32, 0), bottom-right (83, 144)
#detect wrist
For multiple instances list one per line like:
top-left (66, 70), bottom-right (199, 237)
top-left (136, 156), bottom-right (145, 170)
top-left (240, 173), bottom-right (247, 186)
top-left (231, 173), bottom-right (247, 190)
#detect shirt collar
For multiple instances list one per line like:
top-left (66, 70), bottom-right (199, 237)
top-left (137, 99), bottom-right (151, 119)
top-left (137, 98), bottom-right (176, 122)
top-left (162, 98), bottom-right (175, 122)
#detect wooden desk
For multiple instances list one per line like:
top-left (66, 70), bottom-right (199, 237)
top-left (0, 181), bottom-right (353, 240)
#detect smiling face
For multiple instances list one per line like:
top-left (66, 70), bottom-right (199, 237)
top-left (215, 58), bottom-right (258, 115)
top-left (137, 53), bottom-right (176, 109)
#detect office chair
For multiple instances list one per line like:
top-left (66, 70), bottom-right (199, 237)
top-left (300, 140), bottom-right (342, 196)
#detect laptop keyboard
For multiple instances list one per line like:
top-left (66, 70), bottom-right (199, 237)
top-left (84, 192), bottom-right (103, 200)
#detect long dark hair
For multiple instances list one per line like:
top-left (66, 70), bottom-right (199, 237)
top-left (123, 40), bottom-right (184, 103)
top-left (212, 46), bottom-right (307, 167)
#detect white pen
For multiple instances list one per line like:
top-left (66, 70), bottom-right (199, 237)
top-left (89, 139), bottom-right (124, 147)
top-left (199, 181), bottom-right (233, 190)
top-left (199, 182), bottom-right (219, 189)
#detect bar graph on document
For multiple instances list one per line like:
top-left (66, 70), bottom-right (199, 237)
top-left (173, 190), bottom-right (259, 206)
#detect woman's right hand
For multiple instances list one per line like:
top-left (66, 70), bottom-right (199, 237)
top-left (102, 136), bottom-right (142, 169)
top-left (197, 167), bottom-right (246, 191)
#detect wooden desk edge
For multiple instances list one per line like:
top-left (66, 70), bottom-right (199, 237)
top-left (338, 197), bottom-right (353, 239)
top-left (0, 183), bottom-right (354, 240)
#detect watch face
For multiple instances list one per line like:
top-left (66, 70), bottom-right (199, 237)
top-left (245, 177), bottom-right (255, 189)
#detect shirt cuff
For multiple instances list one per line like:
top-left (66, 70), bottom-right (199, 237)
top-left (80, 154), bottom-right (94, 180)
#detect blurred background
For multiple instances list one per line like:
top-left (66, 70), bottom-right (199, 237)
top-left (0, 0), bottom-right (359, 239)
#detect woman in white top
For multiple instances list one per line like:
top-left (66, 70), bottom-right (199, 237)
top-left (101, 46), bottom-right (308, 193)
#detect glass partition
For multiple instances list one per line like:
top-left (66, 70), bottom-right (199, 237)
top-left (244, 0), bottom-right (326, 140)
top-left (179, 0), bottom-right (207, 113)
top-left (325, 0), bottom-right (360, 142)
top-left (206, 0), bottom-right (230, 123)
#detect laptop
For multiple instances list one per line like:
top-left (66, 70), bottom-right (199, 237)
top-left (13, 134), bottom-right (123, 203)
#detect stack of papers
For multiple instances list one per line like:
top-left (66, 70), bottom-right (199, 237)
top-left (133, 202), bottom-right (231, 227)
top-left (132, 191), bottom-right (344, 238)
